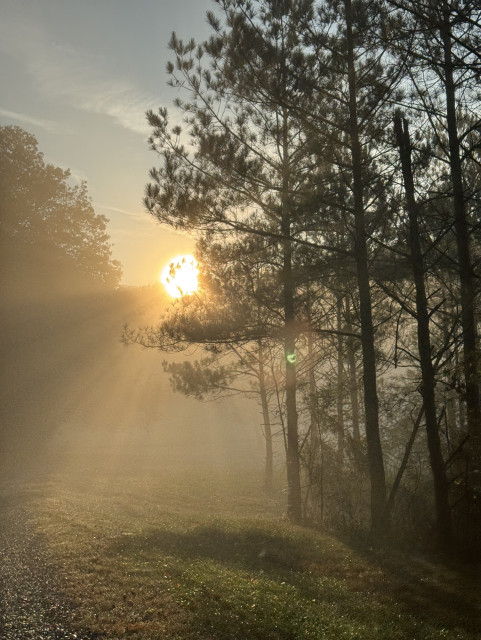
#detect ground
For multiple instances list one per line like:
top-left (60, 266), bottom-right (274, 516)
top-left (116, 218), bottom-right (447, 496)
top-left (0, 469), bottom-right (479, 639)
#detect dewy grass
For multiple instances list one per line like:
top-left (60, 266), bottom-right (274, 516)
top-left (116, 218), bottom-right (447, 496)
top-left (17, 470), bottom-right (481, 639)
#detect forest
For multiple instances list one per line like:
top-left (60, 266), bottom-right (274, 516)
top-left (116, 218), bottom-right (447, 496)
top-left (125, 0), bottom-right (481, 557)
top-left (1, 0), bottom-right (480, 638)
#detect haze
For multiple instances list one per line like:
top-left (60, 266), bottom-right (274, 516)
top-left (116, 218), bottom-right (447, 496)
top-left (1, 0), bottom-right (263, 490)
top-left (1, 1), bottom-right (480, 638)
top-left (0, 0), bottom-right (213, 285)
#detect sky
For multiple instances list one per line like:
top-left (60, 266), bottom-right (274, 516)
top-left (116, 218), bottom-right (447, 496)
top-left (1, 0), bottom-right (215, 285)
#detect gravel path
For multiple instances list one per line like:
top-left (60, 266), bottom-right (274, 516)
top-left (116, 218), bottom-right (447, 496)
top-left (0, 493), bottom-right (100, 640)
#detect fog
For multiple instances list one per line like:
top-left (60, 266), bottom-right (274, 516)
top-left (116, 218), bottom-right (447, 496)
top-left (2, 2), bottom-right (481, 636)
top-left (0, 123), bottom-right (267, 501)
top-left (0, 244), bottom-right (264, 487)
top-left (2, 0), bottom-right (480, 570)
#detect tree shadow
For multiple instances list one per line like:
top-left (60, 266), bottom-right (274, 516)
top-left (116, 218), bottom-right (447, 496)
top-left (326, 533), bottom-right (481, 635)
top-left (106, 523), bottom-right (480, 635)
top-left (109, 523), bottom-right (307, 576)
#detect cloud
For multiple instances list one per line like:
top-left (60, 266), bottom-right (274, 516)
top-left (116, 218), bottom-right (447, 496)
top-left (94, 202), bottom-right (153, 222)
top-left (0, 21), bottom-right (158, 136)
top-left (95, 202), bottom-right (190, 239)
top-left (0, 107), bottom-right (68, 133)
top-left (37, 52), bottom-right (156, 136)
top-left (50, 161), bottom-right (88, 186)
top-left (29, 47), bottom-right (157, 135)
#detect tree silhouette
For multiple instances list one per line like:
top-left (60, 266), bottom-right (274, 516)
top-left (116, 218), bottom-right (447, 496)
top-left (0, 125), bottom-right (121, 289)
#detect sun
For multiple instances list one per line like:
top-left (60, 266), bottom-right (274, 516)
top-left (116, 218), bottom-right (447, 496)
top-left (159, 254), bottom-right (199, 298)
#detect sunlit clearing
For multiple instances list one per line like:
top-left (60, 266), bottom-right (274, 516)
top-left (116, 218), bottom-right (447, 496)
top-left (160, 254), bottom-right (198, 298)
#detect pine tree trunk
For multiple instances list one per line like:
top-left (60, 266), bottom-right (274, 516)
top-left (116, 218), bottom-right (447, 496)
top-left (284, 308), bottom-right (301, 522)
top-left (441, 3), bottom-right (481, 456)
top-left (346, 298), bottom-right (361, 444)
top-left (344, 0), bottom-right (388, 539)
top-left (442, 314), bottom-right (458, 440)
top-left (394, 114), bottom-right (453, 552)
top-left (308, 330), bottom-right (319, 454)
top-left (281, 109), bottom-right (302, 523)
top-left (337, 294), bottom-right (345, 468)
top-left (307, 329), bottom-right (322, 519)
top-left (258, 342), bottom-right (274, 491)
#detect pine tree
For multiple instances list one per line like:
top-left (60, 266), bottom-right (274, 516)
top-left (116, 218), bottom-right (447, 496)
top-left (144, 0), bottom-right (323, 522)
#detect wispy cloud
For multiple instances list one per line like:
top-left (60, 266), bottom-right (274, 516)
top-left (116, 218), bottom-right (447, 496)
top-left (95, 202), bottom-right (190, 239)
top-left (1, 21), bottom-right (158, 136)
top-left (51, 161), bottom-right (88, 186)
top-left (28, 46), bottom-right (157, 135)
top-left (94, 202), bottom-right (153, 222)
top-left (0, 107), bottom-right (66, 133)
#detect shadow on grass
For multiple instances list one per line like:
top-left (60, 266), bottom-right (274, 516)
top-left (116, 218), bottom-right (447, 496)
top-left (110, 524), bottom-right (307, 575)
top-left (351, 545), bottom-right (481, 635)
top-left (106, 523), bottom-right (480, 636)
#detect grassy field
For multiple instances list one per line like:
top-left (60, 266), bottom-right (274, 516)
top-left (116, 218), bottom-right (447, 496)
top-left (14, 470), bottom-right (481, 639)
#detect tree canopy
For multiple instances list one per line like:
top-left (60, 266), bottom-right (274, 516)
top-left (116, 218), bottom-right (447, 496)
top-left (132, 0), bottom-right (481, 554)
top-left (0, 125), bottom-right (122, 289)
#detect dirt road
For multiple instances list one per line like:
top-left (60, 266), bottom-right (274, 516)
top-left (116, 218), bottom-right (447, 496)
top-left (0, 493), bottom-right (99, 640)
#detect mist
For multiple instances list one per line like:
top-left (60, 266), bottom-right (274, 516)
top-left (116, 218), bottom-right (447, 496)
top-left (0, 263), bottom-right (264, 487)
top-left (1, 0), bottom-right (481, 637)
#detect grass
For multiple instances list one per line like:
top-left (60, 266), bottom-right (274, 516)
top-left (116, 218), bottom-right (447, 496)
top-left (12, 470), bottom-right (481, 639)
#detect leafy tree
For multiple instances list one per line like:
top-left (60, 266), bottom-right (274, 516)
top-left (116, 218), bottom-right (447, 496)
top-left (0, 125), bottom-right (121, 288)
top-left (0, 126), bottom-right (126, 470)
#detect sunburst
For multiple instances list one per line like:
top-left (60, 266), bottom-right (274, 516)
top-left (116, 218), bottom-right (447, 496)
top-left (159, 254), bottom-right (198, 298)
